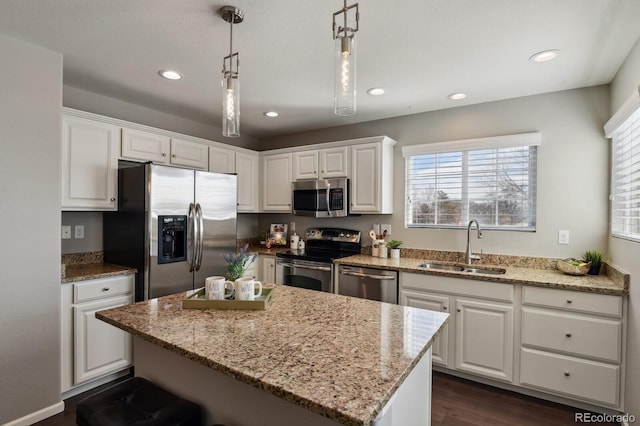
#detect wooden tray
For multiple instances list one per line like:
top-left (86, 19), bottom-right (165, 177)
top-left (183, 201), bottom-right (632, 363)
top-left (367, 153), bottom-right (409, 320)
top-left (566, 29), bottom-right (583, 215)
top-left (182, 288), bottom-right (273, 310)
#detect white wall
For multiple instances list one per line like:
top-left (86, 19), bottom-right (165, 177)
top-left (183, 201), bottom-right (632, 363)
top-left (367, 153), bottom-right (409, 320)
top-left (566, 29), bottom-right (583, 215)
top-left (609, 36), bottom-right (640, 419)
top-left (260, 86), bottom-right (611, 259)
top-left (0, 33), bottom-right (63, 423)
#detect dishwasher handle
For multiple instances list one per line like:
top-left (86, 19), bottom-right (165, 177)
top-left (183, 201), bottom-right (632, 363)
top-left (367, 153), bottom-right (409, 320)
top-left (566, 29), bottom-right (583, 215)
top-left (340, 270), bottom-right (396, 280)
top-left (279, 261), bottom-right (332, 272)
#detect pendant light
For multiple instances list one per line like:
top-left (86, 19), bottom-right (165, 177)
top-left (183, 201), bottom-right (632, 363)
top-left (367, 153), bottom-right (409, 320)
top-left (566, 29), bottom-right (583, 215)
top-left (332, 0), bottom-right (359, 116)
top-left (220, 6), bottom-right (243, 137)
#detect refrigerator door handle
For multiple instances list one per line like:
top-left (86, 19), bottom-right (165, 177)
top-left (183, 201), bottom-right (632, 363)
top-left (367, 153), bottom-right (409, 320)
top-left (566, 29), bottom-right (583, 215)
top-left (195, 203), bottom-right (204, 271)
top-left (188, 202), bottom-right (197, 272)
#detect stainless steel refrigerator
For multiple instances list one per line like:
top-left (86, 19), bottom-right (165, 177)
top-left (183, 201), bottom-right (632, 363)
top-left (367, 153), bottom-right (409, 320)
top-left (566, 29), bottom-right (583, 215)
top-left (104, 161), bottom-right (237, 301)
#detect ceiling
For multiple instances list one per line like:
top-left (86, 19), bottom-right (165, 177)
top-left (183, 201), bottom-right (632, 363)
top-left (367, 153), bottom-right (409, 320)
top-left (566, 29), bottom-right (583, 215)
top-left (1, 0), bottom-right (640, 139)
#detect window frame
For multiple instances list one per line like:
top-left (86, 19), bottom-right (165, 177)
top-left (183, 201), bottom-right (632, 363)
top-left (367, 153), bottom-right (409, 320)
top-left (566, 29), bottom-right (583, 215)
top-left (402, 132), bottom-right (541, 231)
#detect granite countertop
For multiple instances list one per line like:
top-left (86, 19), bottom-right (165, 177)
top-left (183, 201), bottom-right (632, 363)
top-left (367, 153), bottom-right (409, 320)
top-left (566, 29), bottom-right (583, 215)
top-left (96, 284), bottom-right (449, 426)
top-left (335, 255), bottom-right (629, 296)
top-left (62, 263), bottom-right (137, 283)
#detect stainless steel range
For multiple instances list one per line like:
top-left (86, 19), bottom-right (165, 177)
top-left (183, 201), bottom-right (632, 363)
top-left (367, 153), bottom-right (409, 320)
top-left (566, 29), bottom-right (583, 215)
top-left (275, 227), bottom-right (361, 293)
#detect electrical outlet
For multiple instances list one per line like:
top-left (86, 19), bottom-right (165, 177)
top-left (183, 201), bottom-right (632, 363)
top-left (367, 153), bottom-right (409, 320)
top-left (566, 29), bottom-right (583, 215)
top-left (381, 224), bottom-right (392, 236)
top-left (558, 230), bottom-right (569, 245)
top-left (75, 225), bottom-right (85, 239)
top-left (61, 225), bottom-right (71, 240)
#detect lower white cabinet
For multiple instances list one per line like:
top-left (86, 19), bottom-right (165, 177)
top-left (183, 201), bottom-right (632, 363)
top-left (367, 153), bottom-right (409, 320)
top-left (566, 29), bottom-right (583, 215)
top-left (261, 255), bottom-right (276, 284)
top-left (400, 273), bottom-right (514, 382)
top-left (62, 275), bottom-right (134, 394)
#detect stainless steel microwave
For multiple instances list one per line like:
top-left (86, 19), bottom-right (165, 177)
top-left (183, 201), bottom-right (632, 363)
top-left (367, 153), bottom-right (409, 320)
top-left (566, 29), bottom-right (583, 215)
top-left (292, 178), bottom-right (348, 217)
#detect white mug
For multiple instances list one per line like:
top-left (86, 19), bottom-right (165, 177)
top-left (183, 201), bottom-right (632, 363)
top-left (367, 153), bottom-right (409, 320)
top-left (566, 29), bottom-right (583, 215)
top-left (234, 277), bottom-right (263, 301)
top-left (205, 276), bottom-right (234, 300)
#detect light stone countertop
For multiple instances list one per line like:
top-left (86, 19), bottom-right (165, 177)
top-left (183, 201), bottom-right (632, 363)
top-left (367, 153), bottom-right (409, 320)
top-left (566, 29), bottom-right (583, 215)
top-left (334, 254), bottom-right (629, 296)
top-left (96, 284), bottom-right (449, 426)
top-left (61, 262), bottom-right (137, 283)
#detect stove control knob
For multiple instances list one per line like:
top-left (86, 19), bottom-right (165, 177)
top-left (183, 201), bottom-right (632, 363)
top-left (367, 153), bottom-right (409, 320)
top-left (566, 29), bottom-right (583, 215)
top-left (345, 233), bottom-right (351, 238)
top-left (340, 232), bottom-right (345, 237)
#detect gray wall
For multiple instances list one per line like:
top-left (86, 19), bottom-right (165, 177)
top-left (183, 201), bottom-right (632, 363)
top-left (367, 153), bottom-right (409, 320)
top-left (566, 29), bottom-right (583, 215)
top-left (609, 36), bottom-right (640, 419)
top-left (0, 33), bottom-right (62, 423)
top-left (61, 211), bottom-right (104, 254)
top-left (260, 86), bottom-right (611, 259)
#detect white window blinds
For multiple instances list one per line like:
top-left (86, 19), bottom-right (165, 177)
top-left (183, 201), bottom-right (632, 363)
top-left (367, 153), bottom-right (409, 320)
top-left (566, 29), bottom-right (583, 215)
top-left (403, 133), bottom-right (540, 230)
top-left (609, 100), bottom-right (640, 241)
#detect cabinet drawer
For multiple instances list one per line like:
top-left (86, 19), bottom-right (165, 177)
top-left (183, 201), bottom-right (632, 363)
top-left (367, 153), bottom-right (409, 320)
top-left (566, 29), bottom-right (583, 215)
top-left (74, 275), bottom-right (134, 303)
top-left (521, 308), bottom-right (622, 362)
top-left (520, 348), bottom-right (620, 407)
top-left (401, 272), bottom-right (514, 302)
top-left (522, 286), bottom-right (622, 317)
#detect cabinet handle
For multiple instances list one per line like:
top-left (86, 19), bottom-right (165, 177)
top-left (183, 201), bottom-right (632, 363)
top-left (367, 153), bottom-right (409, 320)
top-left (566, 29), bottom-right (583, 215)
top-left (110, 197), bottom-right (116, 202)
top-left (566, 299), bottom-right (572, 304)
top-left (564, 371), bottom-right (570, 377)
top-left (456, 308), bottom-right (461, 312)
top-left (102, 287), bottom-right (110, 292)
top-left (442, 306), bottom-right (447, 311)
top-left (172, 154), bottom-right (176, 158)
top-left (162, 153), bottom-right (167, 156)
top-left (565, 332), bottom-right (572, 338)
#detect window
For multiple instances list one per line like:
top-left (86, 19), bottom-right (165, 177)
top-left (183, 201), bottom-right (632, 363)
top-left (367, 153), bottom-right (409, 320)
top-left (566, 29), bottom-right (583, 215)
top-left (606, 92), bottom-right (640, 242)
top-left (402, 133), bottom-right (540, 230)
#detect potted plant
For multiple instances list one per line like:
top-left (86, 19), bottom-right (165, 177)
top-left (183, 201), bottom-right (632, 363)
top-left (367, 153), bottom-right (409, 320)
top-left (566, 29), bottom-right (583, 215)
top-left (387, 240), bottom-right (403, 259)
top-left (256, 230), bottom-right (269, 245)
top-left (582, 249), bottom-right (605, 275)
top-left (223, 243), bottom-right (257, 281)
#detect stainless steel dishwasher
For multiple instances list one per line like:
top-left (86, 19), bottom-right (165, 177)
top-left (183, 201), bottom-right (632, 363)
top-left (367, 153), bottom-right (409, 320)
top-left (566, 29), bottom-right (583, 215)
top-left (336, 265), bottom-right (398, 303)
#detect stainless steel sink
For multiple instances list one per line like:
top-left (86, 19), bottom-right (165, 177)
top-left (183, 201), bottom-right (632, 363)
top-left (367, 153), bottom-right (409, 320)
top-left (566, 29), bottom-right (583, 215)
top-left (418, 262), bottom-right (506, 275)
top-left (418, 262), bottom-right (465, 272)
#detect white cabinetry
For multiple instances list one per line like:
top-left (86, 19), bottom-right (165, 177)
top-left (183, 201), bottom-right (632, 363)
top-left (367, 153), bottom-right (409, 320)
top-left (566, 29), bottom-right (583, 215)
top-left (293, 146), bottom-right (349, 180)
top-left (262, 153), bottom-right (293, 212)
top-left (122, 128), bottom-right (207, 170)
top-left (61, 115), bottom-right (119, 210)
top-left (61, 275), bottom-right (134, 395)
top-left (350, 138), bottom-right (395, 214)
top-left (209, 148), bottom-right (259, 212)
top-left (209, 146), bottom-right (236, 174)
top-left (519, 286), bottom-right (624, 408)
top-left (121, 128), bottom-right (170, 163)
top-left (261, 255), bottom-right (276, 283)
top-left (400, 272), bottom-right (514, 382)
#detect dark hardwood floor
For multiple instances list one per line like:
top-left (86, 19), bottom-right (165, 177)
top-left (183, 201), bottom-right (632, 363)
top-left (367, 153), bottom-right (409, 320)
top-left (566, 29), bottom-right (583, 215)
top-left (36, 371), bottom-right (618, 425)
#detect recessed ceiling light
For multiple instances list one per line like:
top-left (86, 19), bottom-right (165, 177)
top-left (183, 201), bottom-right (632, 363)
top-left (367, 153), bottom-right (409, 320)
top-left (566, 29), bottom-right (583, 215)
top-left (367, 87), bottom-right (386, 96)
top-left (448, 92), bottom-right (467, 100)
top-left (529, 49), bottom-right (560, 63)
top-left (158, 70), bottom-right (182, 80)
top-left (263, 111), bottom-right (279, 118)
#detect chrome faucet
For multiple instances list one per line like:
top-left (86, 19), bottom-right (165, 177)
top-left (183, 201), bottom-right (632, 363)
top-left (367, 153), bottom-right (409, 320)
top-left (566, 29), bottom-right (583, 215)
top-left (465, 219), bottom-right (483, 264)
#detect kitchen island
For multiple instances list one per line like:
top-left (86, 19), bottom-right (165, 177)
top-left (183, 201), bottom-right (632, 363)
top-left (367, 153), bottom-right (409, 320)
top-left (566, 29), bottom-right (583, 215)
top-left (97, 284), bottom-right (448, 426)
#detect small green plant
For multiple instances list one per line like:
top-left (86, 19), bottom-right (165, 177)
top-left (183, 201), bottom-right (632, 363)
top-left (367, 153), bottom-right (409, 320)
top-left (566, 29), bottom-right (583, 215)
top-left (256, 230), bottom-right (269, 242)
top-left (386, 240), bottom-right (403, 249)
top-left (582, 249), bottom-right (605, 275)
top-left (223, 243), bottom-right (257, 281)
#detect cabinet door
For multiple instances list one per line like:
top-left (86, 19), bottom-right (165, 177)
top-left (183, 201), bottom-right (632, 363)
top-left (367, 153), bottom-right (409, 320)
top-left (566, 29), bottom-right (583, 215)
top-left (209, 146), bottom-right (236, 174)
top-left (261, 256), bottom-right (276, 284)
top-left (170, 138), bottom-right (208, 170)
top-left (236, 152), bottom-right (259, 212)
top-left (350, 142), bottom-right (381, 213)
top-left (73, 295), bottom-right (132, 385)
top-left (455, 298), bottom-right (514, 382)
top-left (61, 116), bottom-right (119, 210)
top-left (262, 153), bottom-right (293, 212)
top-left (401, 289), bottom-right (450, 367)
top-left (320, 146), bottom-right (349, 178)
top-left (121, 128), bottom-right (170, 163)
top-left (241, 254), bottom-right (259, 280)
top-left (293, 150), bottom-right (319, 180)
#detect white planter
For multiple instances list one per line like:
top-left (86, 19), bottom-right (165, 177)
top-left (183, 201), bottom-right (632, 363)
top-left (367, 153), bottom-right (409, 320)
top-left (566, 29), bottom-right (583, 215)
top-left (390, 248), bottom-right (400, 259)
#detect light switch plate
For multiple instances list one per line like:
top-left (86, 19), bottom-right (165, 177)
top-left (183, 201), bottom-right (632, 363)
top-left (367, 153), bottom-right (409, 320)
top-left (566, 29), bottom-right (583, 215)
top-left (381, 224), bottom-right (392, 236)
top-left (61, 225), bottom-right (71, 240)
top-left (558, 230), bottom-right (569, 245)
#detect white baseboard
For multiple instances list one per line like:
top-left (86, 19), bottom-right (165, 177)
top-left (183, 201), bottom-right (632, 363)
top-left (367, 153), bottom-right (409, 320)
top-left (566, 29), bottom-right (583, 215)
top-left (3, 401), bottom-right (64, 426)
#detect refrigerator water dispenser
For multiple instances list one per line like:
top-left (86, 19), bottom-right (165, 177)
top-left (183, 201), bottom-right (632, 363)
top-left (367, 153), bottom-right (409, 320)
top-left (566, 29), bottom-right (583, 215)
top-left (158, 215), bottom-right (187, 264)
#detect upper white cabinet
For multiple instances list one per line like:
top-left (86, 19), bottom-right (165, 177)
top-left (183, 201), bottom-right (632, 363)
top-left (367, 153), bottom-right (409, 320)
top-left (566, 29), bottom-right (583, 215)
top-left (262, 153), bottom-right (293, 212)
top-left (350, 138), bottom-right (395, 214)
top-left (170, 138), bottom-right (208, 170)
top-left (209, 146), bottom-right (236, 174)
top-left (292, 146), bottom-right (349, 180)
top-left (122, 129), bottom-right (207, 170)
top-left (236, 151), bottom-right (259, 212)
top-left (61, 115), bottom-right (119, 211)
top-left (121, 128), bottom-right (170, 163)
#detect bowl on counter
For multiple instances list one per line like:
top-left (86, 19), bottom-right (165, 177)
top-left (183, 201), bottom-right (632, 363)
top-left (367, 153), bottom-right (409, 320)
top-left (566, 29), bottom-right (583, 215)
top-left (557, 258), bottom-right (591, 276)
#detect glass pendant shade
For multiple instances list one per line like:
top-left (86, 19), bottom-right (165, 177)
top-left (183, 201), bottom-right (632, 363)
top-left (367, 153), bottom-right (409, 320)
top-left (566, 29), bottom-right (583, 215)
top-left (222, 76), bottom-right (240, 137)
top-left (334, 35), bottom-right (356, 116)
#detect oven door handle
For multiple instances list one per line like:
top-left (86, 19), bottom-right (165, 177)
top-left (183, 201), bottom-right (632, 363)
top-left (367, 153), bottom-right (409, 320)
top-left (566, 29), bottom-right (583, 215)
top-left (340, 270), bottom-right (396, 280)
top-left (280, 262), bottom-right (332, 272)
